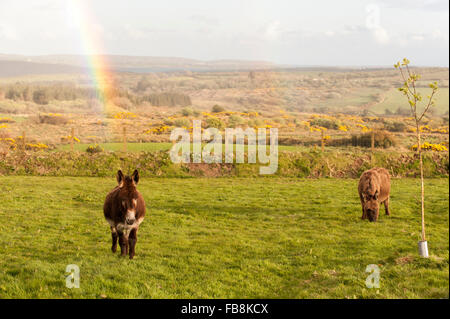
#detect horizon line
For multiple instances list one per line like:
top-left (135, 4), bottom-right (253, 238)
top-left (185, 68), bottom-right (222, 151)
top-left (0, 52), bottom-right (448, 69)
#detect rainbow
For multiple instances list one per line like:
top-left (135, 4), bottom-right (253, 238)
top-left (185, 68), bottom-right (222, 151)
top-left (66, 0), bottom-right (113, 112)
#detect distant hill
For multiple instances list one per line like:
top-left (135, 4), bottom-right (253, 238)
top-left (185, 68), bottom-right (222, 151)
top-left (1, 54), bottom-right (415, 77)
top-left (0, 60), bottom-right (86, 77)
top-left (0, 54), bottom-right (278, 74)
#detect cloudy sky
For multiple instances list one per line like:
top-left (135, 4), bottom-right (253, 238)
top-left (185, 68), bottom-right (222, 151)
top-left (0, 0), bottom-right (448, 66)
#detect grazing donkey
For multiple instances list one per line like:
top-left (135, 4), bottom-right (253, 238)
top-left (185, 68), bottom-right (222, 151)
top-left (358, 167), bottom-right (391, 222)
top-left (104, 170), bottom-right (146, 259)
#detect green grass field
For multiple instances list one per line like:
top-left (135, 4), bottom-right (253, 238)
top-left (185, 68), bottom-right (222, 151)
top-left (0, 177), bottom-right (448, 299)
top-left (315, 88), bottom-right (381, 110)
top-left (370, 88), bottom-right (449, 115)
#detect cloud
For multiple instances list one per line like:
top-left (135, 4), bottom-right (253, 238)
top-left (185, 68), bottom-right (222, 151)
top-left (31, 0), bottom-right (62, 11)
top-left (189, 15), bottom-right (220, 26)
top-left (124, 24), bottom-right (146, 40)
top-left (372, 26), bottom-right (390, 44)
top-left (411, 34), bottom-right (425, 41)
top-left (264, 20), bottom-right (281, 40)
top-left (431, 29), bottom-right (448, 41)
top-left (0, 24), bottom-right (17, 40)
top-left (341, 23), bottom-right (391, 45)
top-left (375, 0), bottom-right (449, 11)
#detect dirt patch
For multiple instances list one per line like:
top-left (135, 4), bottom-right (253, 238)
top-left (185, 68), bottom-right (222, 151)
top-left (395, 255), bottom-right (415, 265)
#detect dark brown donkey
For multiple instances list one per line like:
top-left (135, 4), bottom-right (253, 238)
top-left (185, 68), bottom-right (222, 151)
top-left (104, 170), bottom-right (146, 259)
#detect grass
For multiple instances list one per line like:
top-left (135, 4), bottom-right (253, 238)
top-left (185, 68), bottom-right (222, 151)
top-left (315, 87), bottom-right (381, 110)
top-left (57, 142), bottom-right (330, 153)
top-left (370, 87), bottom-right (449, 115)
top-left (57, 142), bottom-right (174, 152)
top-left (0, 176), bottom-right (448, 299)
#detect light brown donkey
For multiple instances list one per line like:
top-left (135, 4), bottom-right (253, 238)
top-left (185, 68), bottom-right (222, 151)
top-left (358, 167), bottom-right (391, 222)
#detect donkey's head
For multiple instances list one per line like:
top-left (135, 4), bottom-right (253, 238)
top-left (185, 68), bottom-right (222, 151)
top-left (116, 169), bottom-right (140, 225)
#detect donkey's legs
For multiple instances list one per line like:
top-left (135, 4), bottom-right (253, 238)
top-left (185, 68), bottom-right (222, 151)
top-left (129, 228), bottom-right (138, 259)
top-left (118, 231), bottom-right (129, 256)
top-left (359, 193), bottom-right (367, 220)
top-left (111, 227), bottom-right (118, 253)
top-left (384, 197), bottom-right (390, 216)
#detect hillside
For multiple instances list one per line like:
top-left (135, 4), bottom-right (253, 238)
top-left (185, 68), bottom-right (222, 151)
top-left (0, 60), bottom-right (86, 77)
top-left (0, 54), bottom-right (278, 73)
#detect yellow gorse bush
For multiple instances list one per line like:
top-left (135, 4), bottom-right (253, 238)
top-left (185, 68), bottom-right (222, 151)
top-left (409, 126), bottom-right (449, 134)
top-left (114, 112), bottom-right (137, 120)
top-left (356, 124), bottom-right (370, 132)
top-left (0, 117), bottom-right (14, 123)
top-left (26, 143), bottom-right (49, 151)
top-left (411, 142), bottom-right (448, 152)
top-left (0, 137), bottom-right (16, 149)
top-left (301, 121), bottom-right (310, 127)
top-left (62, 135), bottom-right (80, 142)
top-left (1, 137), bottom-right (49, 151)
top-left (310, 126), bottom-right (327, 132)
top-left (145, 125), bottom-right (171, 135)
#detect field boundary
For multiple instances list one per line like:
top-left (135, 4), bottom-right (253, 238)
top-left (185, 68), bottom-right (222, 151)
top-left (0, 149), bottom-right (448, 178)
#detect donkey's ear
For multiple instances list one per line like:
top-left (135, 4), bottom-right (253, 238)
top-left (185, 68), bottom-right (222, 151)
top-left (117, 170), bottom-right (124, 186)
top-left (132, 169), bottom-right (139, 185)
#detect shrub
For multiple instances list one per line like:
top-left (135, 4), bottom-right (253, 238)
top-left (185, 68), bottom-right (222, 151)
top-left (248, 118), bottom-right (264, 128)
top-left (206, 117), bottom-right (225, 130)
top-left (273, 117), bottom-right (286, 125)
top-left (412, 142), bottom-right (448, 152)
top-left (1, 150), bottom-right (446, 178)
top-left (86, 144), bottom-right (103, 154)
top-left (384, 121), bottom-right (406, 132)
top-left (312, 106), bottom-right (330, 114)
top-left (38, 114), bottom-right (69, 125)
top-left (395, 107), bottom-right (410, 116)
top-left (25, 143), bottom-right (49, 151)
top-left (228, 115), bottom-right (244, 127)
top-left (143, 92), bottom-right (191, 107)
top-left (181, 107), bottom-right (194, 116)
top-left (309, 118), bottom-right (340, 130)
top-left (174, 118), bottom-right (191, 128)
top-left (0, 117), bottom-right (15, 124)
top-left (212, 105), bottom-right (225, 113)
top-left (136, 77), bottom-right (151, 92)
top-left (163, 118), bottom-right (175, 126)
top-left (329, 130), bottom-right (396, 148)
top-left (33, 89), bottom-right (50, 105)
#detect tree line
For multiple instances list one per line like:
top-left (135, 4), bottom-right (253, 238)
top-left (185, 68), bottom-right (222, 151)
top-left (0, 83), bottom-right (191, 107)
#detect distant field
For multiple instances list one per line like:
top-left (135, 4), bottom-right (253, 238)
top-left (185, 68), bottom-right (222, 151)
top-left (315, 88), bottom-right (382, 110)
top-left (57, 142), bottom-right (312, 153)
top-left (0, 177), bottom-right (447, 298)
top-left (58, 142), bottom-right (174, 152)
top-left (370, 88), bottom-right (449, 115)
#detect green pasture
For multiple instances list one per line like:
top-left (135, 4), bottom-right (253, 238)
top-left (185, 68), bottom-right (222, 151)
top-left (0, 177), bottom-right (448, 298)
